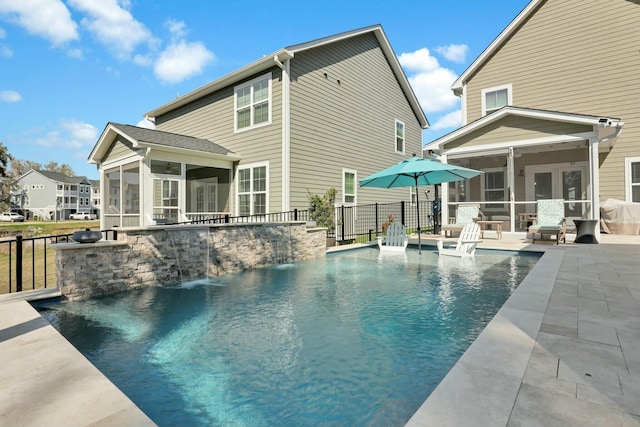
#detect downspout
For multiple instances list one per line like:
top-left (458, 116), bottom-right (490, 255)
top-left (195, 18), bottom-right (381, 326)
top-left (274, 54), bottom-right (291, 213)
top-left (507, 147), bottom-right (515, 233)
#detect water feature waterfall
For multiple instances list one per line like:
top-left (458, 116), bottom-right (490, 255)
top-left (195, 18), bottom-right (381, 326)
top-left (266, 224), bottom-right (293, 265)
top-left (165, 229), bottom-right (185, 284)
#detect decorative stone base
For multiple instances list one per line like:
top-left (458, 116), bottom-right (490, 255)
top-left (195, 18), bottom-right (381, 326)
top-left (54, 222), bottom-right (327, 301)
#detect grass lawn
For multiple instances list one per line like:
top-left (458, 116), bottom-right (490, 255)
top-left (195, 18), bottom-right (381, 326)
top-left (0, 220), bottom-right (99, 295)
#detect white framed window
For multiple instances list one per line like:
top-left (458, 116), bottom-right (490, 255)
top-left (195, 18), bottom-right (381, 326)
top-left (23, 185), bottom-right (29, 193)
top-left (481, 83), bottom-right (512, 115)
top-left (342, 169), bottom-right (357, 205)
top-left (625, 157), bottom-right (640, 202)
top-left (395, 120), bottom-right (405, 154)
top-left (234, 73), bottom-right (272, 132)
top-left (481, 167), bottom-right (507, 211)
top-left (236, 162), bottom-right (268, 215)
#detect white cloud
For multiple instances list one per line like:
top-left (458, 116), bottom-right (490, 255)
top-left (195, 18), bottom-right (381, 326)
top-left (136, 117), bottom-right (155, 129)
top-left (166, 19), bottom-right (186, 40)
top-left (0, 27), bottom-right (5, 38)
top-left (34, 119), bottom-right (97, 149)
top-left (429, 110), bottom-right (462, 131)
top-left (400, 47), bottom-right (460, 113)
top-left (399, 48), bottom-right (439, 72)
top-left (0, 0), bottom-right (78, 46)
top-left (154, 40), bottom-right (215, 84)
top-left (0, 89), bottom-right (22, 102)
top-left (435, 44), bottom-right (469, 63)
top-left (67, 0), bottom-right (156, 60)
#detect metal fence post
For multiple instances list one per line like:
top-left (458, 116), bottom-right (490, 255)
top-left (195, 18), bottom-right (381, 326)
top-left (401, 201), bottom-right (406, 225)
top-left (294, 209), bottom-right (298, 221)
top-left (341, 205), bottom-right (346, 243)
top-left (375, 203), bottom-right (379, 235)
top-left (16, 235), bottom-right (23, 292)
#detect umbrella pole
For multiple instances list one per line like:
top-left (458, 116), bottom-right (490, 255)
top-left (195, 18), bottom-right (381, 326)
top-left (415, 177), bottom-right (421, 254)
top-left (434, 184), bottom-right (439, 235)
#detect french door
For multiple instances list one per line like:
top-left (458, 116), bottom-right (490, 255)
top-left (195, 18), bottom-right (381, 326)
top-left (525, 162), bottom-right (588, 220)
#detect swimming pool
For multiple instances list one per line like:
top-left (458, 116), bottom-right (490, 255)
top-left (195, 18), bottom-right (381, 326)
top-left (37, 247), bottom-right (540, 427)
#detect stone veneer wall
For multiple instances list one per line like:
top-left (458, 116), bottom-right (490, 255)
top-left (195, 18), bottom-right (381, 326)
top-left (54, 222), bottom-right (327, 301)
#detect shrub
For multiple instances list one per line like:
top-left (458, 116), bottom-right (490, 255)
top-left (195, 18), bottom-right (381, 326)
top-left (308, 188), bottom-right (336, 231)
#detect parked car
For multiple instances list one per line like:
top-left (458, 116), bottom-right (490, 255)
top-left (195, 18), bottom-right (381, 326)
top-left (0, 212), bottom-right (25, 222)
top-left (69, 212), bottom-right (97, 220)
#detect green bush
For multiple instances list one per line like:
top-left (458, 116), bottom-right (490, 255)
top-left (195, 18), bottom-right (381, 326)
top-left (308, 188), bottom-right (336, 231)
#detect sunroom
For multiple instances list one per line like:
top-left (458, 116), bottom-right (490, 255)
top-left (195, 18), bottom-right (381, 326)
top-left (425, 107), bottom-right (623, 235)
top-left (89, 123), bottom-right (240, 229)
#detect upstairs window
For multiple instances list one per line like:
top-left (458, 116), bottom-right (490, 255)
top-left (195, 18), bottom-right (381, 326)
top-left (625, 157), bottom-right (640, 202)
top-left (235, 73), bottom-right (272, 131)
top-left (482, 84), bottom-right (512, 115)
top-left (395, 120), bottom-right (405, 154)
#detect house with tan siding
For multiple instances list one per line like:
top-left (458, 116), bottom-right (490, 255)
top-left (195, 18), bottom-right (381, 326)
top-left (423, 0), bottom-right (638, 237)
top-left (89, 25), bottom-right (428, 229)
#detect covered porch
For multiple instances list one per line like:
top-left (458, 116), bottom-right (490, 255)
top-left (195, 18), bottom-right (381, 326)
top-left (426, 107), bottom-right (623, 236)
top-left (89, 123), bottom-right (241, 229)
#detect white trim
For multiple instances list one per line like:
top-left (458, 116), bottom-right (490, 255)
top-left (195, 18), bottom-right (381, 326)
top-left (443, 133), bottom-right (591, 157)
top-left (281, 60), bottom-right (291, 212)
top-left (234, 72), bottom-right (273, 132)
top-left (624, 156), bottom-right (640, 202)
top-left (425, 106), bottom-right (621, 152)
top-left (342, 168), bottom-right (357, 205)
top-left (395, 119), bottom-right (405, 154)
top-left (481, 83), bottom-right (512, 116)
top-left (235, 161), bottom-right (269, 216)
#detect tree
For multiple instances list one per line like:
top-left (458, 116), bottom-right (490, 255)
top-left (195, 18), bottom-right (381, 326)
top-left (0, 142), bottom-right (12, 178)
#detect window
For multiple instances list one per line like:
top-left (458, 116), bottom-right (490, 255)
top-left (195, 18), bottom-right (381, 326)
top-left (237, 163), bottom-right (268, 215)
top-left (343, 169), bottom-right (357, 205)
top-left (482, 168), bottom-right (506, 210)
top-left (625, 157), bottom-right (640, 202)
top-left (482, 84), bottom-right (512, 115)
top-left (235, 73), bottom-right (272, 131)
top-left (395, 120), bottom-right (405, 154)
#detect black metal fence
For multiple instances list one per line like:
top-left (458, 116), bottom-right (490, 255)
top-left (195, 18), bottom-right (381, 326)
top-left (0, 229), bottom-right (117, 295)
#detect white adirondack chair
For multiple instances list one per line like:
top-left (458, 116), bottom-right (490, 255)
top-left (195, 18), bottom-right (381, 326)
top-left (378, 222), bottom-right (409, 252)
top-left (437, 222), bottom-right (482, 257)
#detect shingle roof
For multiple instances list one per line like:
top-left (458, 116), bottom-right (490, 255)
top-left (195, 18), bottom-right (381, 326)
top-left (38, 170), bottom-right (90, 184)
top-left (109, 123), bottom-right (235, 156)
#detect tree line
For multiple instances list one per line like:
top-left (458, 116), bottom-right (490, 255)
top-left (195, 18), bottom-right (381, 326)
top-left (0, 141), bottom-right (76, 212)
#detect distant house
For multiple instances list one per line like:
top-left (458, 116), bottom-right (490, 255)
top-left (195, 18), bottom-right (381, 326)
top-left (423, 0), bottom-right (635, 234)
top-left (11, 170), bottom-right (96, 220)
top-left (88, 25), bottom-right (429, 229)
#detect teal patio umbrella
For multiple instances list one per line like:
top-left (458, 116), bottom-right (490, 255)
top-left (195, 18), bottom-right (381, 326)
top-left (359, 156), bottom-right (482, 253)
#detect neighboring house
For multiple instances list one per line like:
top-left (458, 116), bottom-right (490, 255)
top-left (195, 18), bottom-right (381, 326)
top-left (11, 170), bottom-right (95, 220)
top-left (88, 25), bottom-right (429, 229)
top-left (89, 179), bottom-right (101, 218)
top-left (423, 0), bottom-right (635, 235)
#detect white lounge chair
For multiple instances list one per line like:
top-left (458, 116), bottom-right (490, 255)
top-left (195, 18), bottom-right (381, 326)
top-left (437, 222), bottom-right (482, 257)
top-left (378, 222), bottom-right (409, 252)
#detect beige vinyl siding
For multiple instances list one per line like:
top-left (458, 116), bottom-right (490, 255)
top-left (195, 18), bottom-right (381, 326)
top-left (289, 32), bottom-right (423, 208)
top-left (154, 67), bottom-right (283, 213)
top-left (106, 136), bottom-right (138, 160)
top-left (464, 0), bottom-right (640, 201)
top-left (447, 116), bottom-right (592, 150)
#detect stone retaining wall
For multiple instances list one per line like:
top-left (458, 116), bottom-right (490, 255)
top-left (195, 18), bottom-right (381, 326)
top-left (54, 222), bottom-right (326, 301)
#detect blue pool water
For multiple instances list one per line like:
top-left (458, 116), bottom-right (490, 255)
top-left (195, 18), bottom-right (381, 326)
top-left (37, 247), bottom-right (540, 427)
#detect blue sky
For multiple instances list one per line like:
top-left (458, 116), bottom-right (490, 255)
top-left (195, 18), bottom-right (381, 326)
top-left (0, 0), bottom-right (530, 179)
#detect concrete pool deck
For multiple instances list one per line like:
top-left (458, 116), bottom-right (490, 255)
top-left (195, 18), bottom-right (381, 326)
top-left (1, 233), bottom-right (639, 426)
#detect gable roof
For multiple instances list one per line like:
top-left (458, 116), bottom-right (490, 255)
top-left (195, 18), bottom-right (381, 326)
top-left (144, 25), bottom-right (428, 129)
top-left (425, 106), bottom-right (623, 152)
top-left (451, 0), bottom-right (541, 95)
top-left (88, 122), bottom-right (240, 164)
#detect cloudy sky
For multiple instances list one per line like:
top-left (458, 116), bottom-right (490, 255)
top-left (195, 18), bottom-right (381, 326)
top-left (0, 0), bottom-right (530, 178)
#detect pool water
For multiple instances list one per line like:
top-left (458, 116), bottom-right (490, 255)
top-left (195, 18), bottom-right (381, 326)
top-left (37, 247), bottom-right (540, 427)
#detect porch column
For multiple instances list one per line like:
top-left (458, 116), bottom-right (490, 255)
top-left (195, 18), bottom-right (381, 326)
top-left (440, 153), bottom-right (449, 235)
top-left (507, 147), bottom-right (516, 233)
top-left (588, 136), bottom-right (600, 236)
